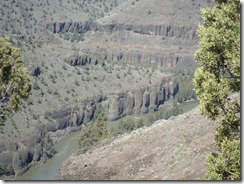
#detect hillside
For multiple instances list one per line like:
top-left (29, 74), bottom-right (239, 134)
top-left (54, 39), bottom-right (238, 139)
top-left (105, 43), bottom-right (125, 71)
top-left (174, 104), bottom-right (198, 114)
top-left (57, 107), bottom-right (218, 180)
top-left (0, 0), bottom-right (213, 179)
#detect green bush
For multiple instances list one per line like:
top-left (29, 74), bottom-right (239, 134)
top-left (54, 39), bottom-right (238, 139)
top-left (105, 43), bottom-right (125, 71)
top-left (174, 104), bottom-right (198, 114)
top-left (205, 139), bottom-right (240, 180)
top-left (79, 113), bottom-right (108, 154)
top-left (43, 133), bottom-right (55, 159)
top-left (0, 164), bottom-right (15, 178)
top-left (174, 72), bottom-right (196, 103)
top-left (193, 0), bottom-right (240, 180)
top-left (112, 105), bottom-right (183, 136)
top-left (118, 119), bottom-right (137, 133)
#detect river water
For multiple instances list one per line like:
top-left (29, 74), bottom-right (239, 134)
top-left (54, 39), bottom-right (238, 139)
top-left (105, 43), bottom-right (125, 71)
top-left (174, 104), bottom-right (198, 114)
top-left (177, 100), bottom-right (199, 113)
top-left (15, 100), bottom-right (199, 180)
top-left (16, 130), bottom-right (80, 180)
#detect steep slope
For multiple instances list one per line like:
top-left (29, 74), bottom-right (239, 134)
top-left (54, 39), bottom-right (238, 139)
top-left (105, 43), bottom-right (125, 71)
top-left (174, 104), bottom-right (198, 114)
top-left (57, 107), bottom-right (218, 180)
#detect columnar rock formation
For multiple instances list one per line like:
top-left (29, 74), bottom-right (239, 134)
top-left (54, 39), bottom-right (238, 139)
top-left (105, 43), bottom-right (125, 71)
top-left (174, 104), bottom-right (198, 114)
top-left (46, 21), bottom-right (197, 39)
top-left (64, 51), bottom-right (181, 68)
top-left (53, 78), bottom-right (179, 128)
top-left (0, 77), bottom-right (178, 177)
top-left (49, 20), bottom-right (196, 68)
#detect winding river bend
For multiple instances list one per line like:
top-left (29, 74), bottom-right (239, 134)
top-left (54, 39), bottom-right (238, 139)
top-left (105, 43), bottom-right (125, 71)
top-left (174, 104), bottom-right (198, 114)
top-left (16, 130), bottom-right (80, 180)
top-left (15, 100), bottom-right (199, 180)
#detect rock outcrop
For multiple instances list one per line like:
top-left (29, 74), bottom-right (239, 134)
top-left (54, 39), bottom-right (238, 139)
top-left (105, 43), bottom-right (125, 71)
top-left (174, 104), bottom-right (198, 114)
top-left (47, 21), bottom-right (197, 39)
top-left (46, 21), bottom-right (93, 35)
top-left (50, 20), bottom-right (197, 68)
top-left (52, 78), bottom-right (178, 127)
top-left (0, 127), bottom-right (52, 177)
top-left (64, 50), bottom-right (182, 69)
top-left (0, 77), bottom-right (177, 178)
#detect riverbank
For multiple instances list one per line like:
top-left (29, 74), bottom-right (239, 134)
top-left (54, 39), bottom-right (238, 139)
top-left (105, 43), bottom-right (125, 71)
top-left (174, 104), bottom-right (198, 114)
top-left (15, 130), bottom-right (80, 180)
top-left (57, 107), bottom-right (217, 180)
top-left (15, 100), bottom-right (199, 180)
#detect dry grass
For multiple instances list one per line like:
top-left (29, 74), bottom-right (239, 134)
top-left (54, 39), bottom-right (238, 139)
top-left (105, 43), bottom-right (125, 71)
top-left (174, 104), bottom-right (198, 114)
top-left (57, 107), bottom-right (218, 180)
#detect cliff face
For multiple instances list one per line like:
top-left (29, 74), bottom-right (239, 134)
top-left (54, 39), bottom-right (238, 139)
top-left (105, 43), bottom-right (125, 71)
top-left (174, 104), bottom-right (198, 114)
top-left (0, 124), bottom-right (59, 176)
top-left (44, 0), bottom-right (213, 69)
top-left (103, 79), bottom-right (178, 120)
top-left (64, 50), bottom-right (181, 69)
top-left (47, 21), bottom-right (197, 39)
top-left (51, 78), bottom-right (178, 130)
top-left (0, 77), bottom-right (178, 177)
top-left (48, 20), bottom-right (196, 68)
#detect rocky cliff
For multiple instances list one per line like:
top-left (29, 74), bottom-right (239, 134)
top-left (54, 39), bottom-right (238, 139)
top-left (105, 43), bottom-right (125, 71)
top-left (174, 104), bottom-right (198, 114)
top-left (44, 0), bottom-right (213, 69)
top-left (47, 21), bottom-right (197, 39)
top-left (0, 75), bottom-right (178, 178)
top-left (0, 124), bottom-right (57, 176)
top-left (52, 78), bottom-right (178, 127)
top-left (47, 19), bottom-right (197, 68)
top-left (64, 50), bottom-right (182, 69)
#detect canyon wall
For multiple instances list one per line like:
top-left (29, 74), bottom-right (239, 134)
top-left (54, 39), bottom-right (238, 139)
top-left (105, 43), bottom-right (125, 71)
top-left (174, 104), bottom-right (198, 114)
top-left (46, 21), bottom-right (197, 39)
top-left (52, 77), bottom-right (179, 128)
top-left (64, 51), bottom-right (181, 68)
top-left (0, 77), bottom-right (178, 177)
top-left (48, 20), bottom-right (196, 69)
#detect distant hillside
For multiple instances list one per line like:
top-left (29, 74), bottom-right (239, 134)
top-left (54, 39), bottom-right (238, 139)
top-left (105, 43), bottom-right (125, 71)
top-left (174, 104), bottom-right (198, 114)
top-left (57, 107), bottom-right (218, 180)
top-left (0, 0), bottom-right (127, 40)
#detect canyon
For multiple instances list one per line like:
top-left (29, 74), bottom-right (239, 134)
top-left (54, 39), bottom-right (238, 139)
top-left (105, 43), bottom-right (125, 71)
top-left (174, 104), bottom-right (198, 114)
top-left (0, 0), bottom-right (213, 179)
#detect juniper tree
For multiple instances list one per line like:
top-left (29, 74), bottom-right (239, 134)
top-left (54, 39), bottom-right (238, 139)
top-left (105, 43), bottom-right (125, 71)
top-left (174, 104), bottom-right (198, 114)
top-left (79, 112), bottom-right (108, 154)
top-left (0, 37), bottom-right (31, 124)
top-left (193, 0), bottom-right (240, 180)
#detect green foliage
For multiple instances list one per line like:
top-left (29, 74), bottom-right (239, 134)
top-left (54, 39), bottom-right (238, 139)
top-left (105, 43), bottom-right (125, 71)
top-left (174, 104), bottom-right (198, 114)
top-left (158, 106), bottom-right (183, 120)
top-left (174, 70), bottom-right (196, 103)
top-left (118, 119), bottom-right (137, 133)
top-left (43, 133), bottom-right (55, 159)
top-left (194, 68), bottom-right (230, 120)
top-left (193, 0), bottom-right (240, 180)
top-left (0, 164), bottom-right (15, 178)
top-left (0, 37), bottom-right (31, 124)
top-left (112, 105), bottom-right (183, 136)
top-left (93, 104), bottom-right (104, 120)
top-left (205, 139), bottom-right (240, 180)
top-left (79, 112), bottom-right (108, 154)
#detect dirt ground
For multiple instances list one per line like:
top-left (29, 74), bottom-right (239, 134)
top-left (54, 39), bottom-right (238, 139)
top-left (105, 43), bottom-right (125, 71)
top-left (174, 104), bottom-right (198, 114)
top-left (57, 107), bottom-right (218, 180)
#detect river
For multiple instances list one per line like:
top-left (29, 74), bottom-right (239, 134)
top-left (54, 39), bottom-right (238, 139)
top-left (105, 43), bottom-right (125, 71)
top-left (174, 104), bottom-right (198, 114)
top-left (16, 130), bottom-right (80, 180)
top-left (15, 100), bottom-right (199, 180)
